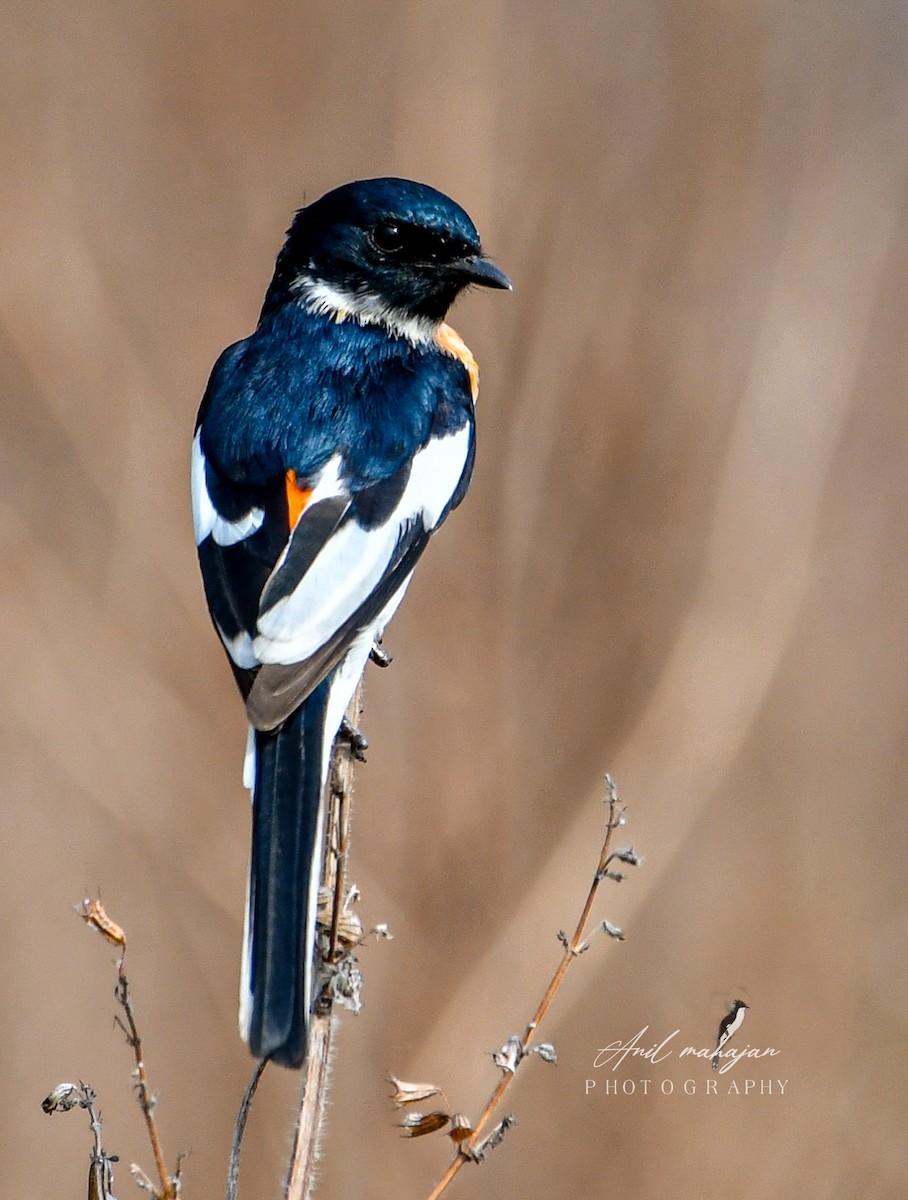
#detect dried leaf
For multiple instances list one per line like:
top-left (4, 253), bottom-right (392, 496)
top-left (530, 1043), bottom-right (558, 1064)
top-left (317, 888), bottom-right (364, 947)
top-left (320, 954), bottom-right (363, 1013)
top-left (492, 1035), bottom-right (523, 1074)
top-left (602, 919), bottom-right (625, 941)
top-left (610, 846), bottom-right (642, 866)
top-left (464, 1115), bottom-right (517, 1161)
top-left (336, 911), bottom-right (365, 946)
top-left (400, 1111), bottom-right (451, 1137)
top-left (130, 1164), bottom-right (158, 1194)
top-left (598, 869), bottom-right (625, 883)
top-left (386, 1075), bottom-right (442, 1106)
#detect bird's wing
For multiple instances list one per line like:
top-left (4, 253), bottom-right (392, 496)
top-left (192, 420), bottom-right (473, 729)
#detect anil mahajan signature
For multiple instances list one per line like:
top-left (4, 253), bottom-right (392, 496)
top-left (592, 1026), bottom-right (780, 1075)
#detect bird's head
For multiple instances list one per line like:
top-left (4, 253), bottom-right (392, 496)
top-left (263, 177), bottom-right (511, 338)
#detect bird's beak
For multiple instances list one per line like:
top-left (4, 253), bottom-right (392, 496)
top-left (453, 256), bottom-right (513, 290)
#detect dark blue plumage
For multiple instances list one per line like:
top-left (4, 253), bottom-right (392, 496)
top-left (261, 177), bottom-right (495, 320)
top-left (248, 686), bottom-right (329, 1060)
top-left (192, 178), bottom-right (510, 1067)
top-left (199, 307), bottom-right (474, 489)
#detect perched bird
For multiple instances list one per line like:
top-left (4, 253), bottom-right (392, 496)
top-left (712, 999), bottom-right (748, 1070)
top-left (192, 178), bottom-right (510, 1067)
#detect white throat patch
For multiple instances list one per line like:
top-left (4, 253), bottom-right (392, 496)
top-left (295, 277), bottom-right (438, 345)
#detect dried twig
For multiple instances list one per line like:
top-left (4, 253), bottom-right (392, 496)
top-left (423, 775), bottom-right (638, 1200)
top-left (284, 679), bottom-right (364, 1200)
top-left (115, 965), bottom-right (180, 1198)
top-left (284, 1011), bottom-right (335, 1199)
top-left (77, 899), bottom-right (183, 1200)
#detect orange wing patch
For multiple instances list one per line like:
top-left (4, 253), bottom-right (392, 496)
top-left (286, 470), bottom-right (314, 529)
top-left (436, 323), bottom-right (479, 403)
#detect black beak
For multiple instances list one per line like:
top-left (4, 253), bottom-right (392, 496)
top-left (452, 256), bottom-right (513, 290)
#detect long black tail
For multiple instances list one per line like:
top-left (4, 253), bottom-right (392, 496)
top-left (243, 681), bottom-right (329, 1067)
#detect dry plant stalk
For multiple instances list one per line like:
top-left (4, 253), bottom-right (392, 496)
top-left (284, 1014), bottom-right (334, 1199)
top-left (67, 901), bottom-right (185, 1200)
top-left (424, 777), bottom-right (636, 1200)
top-left (284, 677), bottom-right (365, 1200)
top-left (115, 964), bottom-right (184, 1199)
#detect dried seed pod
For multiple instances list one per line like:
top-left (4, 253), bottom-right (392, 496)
top-left (317, 886), bottom-right (365, 946)
top-left (399, 1111), bottom-right (451, 1137)
top-left (41, 1082), bottom-right (82, 1114)
top-left (386, 1076), bottom-right (442, 1106)
top-left (448, 1113), bottom-right (473, 1144)
top-left (78, 899), bottom-right (126, 950)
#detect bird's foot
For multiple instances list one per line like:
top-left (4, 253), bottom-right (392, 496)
top-left (339, 717), bottom-right (369, 762)
top-left (369, 640), bottom-right (392, 668)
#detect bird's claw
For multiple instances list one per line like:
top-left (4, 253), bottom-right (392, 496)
top-left (370, 640), bottom-right (392, 668)
top-left (339, 717), bottom-right (369, 762)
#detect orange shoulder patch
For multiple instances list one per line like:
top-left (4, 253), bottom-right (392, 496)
top-left (286, 470), bottom-right (313, 529)
top-left (436, 322), bottom-right (479, 403)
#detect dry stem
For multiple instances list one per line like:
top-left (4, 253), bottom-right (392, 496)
top-left (284, 678), bottom-right (364, 1200)
top-left (115, 961), bottom-right (180, 1199)
top-left (425, 782), bottom-right (628, 1200)
top-left (284, 1013), bottom-right (335, 1199)
top-left (67, 901), bottom-right (182, 1199)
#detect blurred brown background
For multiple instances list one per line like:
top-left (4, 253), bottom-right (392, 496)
top-left (2, 2), bottom-right (907, 1197)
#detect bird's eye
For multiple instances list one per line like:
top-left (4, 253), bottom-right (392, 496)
top-left (372, 221), bottom-right (405, 253)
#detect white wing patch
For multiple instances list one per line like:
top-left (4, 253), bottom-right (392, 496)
top-left (253, 427), bottom-right (470, 666)
top-left (302, 452), bottom-right (346, 505)
top-left (217, 622), bottom-right (259, 669)
top-left (242, 724), bottom-right (257, 790)
top-left (191, 430), bottom-right (265, 547)
top-left (254, 519), bottom-right (399, 663)
top-left (405, 425), bottom-right (472, 526)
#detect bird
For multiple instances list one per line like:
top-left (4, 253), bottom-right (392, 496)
top-left (191, 178), bottom-right (511, 1068)
top-left (711, 999), bottom-right (748, 1070)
